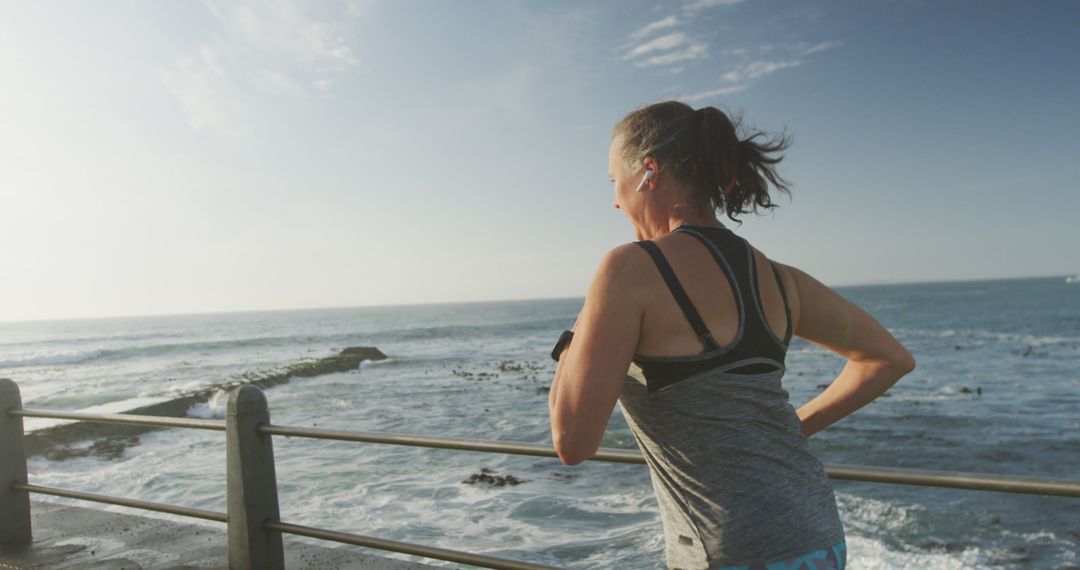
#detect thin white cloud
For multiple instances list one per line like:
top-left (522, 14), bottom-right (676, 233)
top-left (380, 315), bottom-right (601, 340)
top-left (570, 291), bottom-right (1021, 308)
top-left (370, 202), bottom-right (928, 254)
top-left (622, 0), bottom-right (748, 73)
top-left (683, 0), bottom-right (745, 14)
top-left (723, 59), bottom-right (803, 82)
top-left (158, 43), bottom-right (255, 135)
top-left (625, 32), bottom-right (687, 59)
top-left (621, 19), bottom-right (708, 70)
top-left (628, 16), bottom-right (679, 42)
top-left (684, 39), bottom-right (841, 99)
top-left (635, 42), bottom-right (709, 67)
top-left (620, 7), bottom-right (837, 94)
top-left (160, 0), bottom-right (364, 134)
top-left (801, 40), bottom-right (842, 55)
top-left (203, 0), bottom-right (359, 68)
top-left (681, 84), bottom-right (750, 102)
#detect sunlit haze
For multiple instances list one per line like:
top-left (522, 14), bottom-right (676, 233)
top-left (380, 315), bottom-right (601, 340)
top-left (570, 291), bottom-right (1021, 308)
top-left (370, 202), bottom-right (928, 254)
top-left (2, 1), bottom-right (1077, 322)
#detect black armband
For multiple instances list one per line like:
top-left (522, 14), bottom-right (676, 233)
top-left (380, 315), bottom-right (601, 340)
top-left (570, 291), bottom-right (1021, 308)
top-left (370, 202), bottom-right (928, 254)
top-left (551, 330), bottom-right (574, 362)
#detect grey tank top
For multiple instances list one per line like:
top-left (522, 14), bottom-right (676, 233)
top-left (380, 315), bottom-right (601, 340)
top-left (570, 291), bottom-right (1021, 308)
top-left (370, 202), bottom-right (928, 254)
top-left (617, 224), bottom-right (845, 569)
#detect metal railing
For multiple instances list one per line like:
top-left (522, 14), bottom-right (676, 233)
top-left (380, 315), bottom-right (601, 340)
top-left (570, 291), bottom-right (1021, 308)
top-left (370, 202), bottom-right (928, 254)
top-left (2, 377), bottom-right (1078, 569)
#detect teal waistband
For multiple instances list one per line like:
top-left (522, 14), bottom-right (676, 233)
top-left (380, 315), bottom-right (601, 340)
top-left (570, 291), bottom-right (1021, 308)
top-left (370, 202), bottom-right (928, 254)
top-left (715, 538), bottom-right (846, 570)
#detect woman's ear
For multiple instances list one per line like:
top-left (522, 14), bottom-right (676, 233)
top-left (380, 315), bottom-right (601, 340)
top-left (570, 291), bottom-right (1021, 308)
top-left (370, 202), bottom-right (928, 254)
top-left (641, 157), bottom-right (660, 189)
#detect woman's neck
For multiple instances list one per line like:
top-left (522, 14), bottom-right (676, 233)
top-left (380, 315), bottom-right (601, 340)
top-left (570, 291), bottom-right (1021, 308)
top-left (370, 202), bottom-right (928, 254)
top-left (669, 215), bottom-right (723, 230)
top-left (639, 214), bottom-right (722, 240)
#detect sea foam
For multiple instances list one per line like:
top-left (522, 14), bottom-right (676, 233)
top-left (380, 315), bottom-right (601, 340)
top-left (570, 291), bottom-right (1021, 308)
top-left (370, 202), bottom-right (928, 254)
top-left (186, 390), bottom-right (229, 419)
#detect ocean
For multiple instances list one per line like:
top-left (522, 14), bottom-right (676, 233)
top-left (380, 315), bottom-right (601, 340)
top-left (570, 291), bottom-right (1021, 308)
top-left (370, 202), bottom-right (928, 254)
top-left (1, 275), bottom-right (1078, 568)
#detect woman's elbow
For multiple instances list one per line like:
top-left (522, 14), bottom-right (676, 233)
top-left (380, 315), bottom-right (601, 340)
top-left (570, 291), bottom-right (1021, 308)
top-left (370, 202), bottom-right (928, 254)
top-left (552, 427), bottom-right (597, 466)
top-left (895, 349), bottom-right (917, 374)
top-left (554, 441), bottom-right (593, 466)
top-left (875, 350), bottom-right (915, 393)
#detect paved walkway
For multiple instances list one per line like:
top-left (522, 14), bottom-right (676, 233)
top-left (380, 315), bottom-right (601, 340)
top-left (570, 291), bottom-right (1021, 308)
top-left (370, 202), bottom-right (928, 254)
top-left (0, 500), bottom-right (439, 569)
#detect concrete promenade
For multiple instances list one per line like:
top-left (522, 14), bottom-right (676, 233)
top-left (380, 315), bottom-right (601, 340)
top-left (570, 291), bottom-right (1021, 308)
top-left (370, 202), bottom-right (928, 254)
top-left (0, 500), bottom-right (438, 569)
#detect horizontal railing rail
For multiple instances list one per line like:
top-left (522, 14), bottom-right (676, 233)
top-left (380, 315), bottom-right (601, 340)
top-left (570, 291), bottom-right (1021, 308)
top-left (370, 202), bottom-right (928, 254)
top-left (11, 406), bottom-right (1079, 498)
top-left (258, 423), bottom-right (1080, 498)
top-left (266, 521), bottom-right (559, 570)
top-left (14, 482), bottom-right (228, 523)
top-left (260, 424), bottom-right (645, 463)
top-left (11, 481), bottom-right (555, 569)
top-left (822, 463), bottom-right (1080, 497)
top-left (3, 377), bottom-right (1079, 570)
top-left (13, 407), bottom-right (226, 431)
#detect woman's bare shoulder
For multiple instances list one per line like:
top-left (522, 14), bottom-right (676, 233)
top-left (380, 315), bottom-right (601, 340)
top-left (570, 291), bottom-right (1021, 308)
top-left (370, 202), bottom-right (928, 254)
top-left (770, 258), bottom-right (915, 369)
top-left (749, 245), bottom-right (802, 330)
top-left (589, 242), bottom-right (654, 296)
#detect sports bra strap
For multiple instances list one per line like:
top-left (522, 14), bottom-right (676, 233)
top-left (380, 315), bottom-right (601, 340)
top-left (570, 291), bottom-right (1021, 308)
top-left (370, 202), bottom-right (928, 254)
top-left (768, 261), bottom-right (793, 344)
top-left (634, 240), bottom-right (721, 351)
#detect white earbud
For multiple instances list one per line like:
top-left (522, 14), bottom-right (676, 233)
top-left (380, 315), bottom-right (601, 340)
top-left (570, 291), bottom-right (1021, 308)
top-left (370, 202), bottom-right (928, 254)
top-left (635, 169), bottom-right (654, 192)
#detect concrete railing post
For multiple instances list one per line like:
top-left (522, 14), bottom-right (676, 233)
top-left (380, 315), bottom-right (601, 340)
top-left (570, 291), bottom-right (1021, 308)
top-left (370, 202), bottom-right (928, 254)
top-left (226, 385), bottom-right (284, 570)
top-left (0, 378), bottom-right (31, 544)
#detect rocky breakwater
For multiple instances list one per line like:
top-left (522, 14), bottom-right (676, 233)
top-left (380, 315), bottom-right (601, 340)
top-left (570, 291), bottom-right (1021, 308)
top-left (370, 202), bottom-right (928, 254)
top-left (24, 346), bottom-right (388, 460)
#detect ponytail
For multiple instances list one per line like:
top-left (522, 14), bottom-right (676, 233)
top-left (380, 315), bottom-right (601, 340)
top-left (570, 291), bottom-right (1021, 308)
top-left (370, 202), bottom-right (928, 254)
top-left (726, 120), bottom-right (792, 224)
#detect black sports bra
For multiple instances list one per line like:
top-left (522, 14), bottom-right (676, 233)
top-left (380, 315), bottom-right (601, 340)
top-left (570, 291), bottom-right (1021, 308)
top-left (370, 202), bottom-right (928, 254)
top-left (631, 224), bottom-right (792, 393)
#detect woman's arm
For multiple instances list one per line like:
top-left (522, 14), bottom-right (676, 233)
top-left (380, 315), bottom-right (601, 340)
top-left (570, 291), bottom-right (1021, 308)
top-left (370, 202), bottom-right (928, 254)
top-left (776, 262), bottom-right (917, 437)
top-left (548, 311), bottom-right (584, 417)
top-left (548, 244), bottom-right (644, 465)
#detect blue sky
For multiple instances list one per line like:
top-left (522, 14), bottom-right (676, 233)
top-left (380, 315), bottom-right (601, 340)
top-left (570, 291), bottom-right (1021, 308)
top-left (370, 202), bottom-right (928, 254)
top-left (1, 1), bottom-right (1077, 322)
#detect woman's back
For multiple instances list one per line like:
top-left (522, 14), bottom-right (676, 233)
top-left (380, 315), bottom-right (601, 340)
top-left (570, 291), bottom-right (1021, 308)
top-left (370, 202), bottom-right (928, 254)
top-left (633, 223), bottom-right (794, 362)
top-left (617, 223), bottom-right (846, 568)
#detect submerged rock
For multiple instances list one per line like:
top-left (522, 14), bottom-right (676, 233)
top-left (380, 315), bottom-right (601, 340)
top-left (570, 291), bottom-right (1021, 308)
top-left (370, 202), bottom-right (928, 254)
top-left (24, 346), bottom-right (388, 460)
top-left (42, 435), bottom-right (140, 462)
top-left (282, 347), bottom-right (388, 379)
top-left (462, 467), bottom-right (527, 487)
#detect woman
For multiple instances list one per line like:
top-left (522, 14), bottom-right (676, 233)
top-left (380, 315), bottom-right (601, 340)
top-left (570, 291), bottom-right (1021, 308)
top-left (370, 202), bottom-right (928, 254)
top-left (548, 101), bottom-right (916, 569)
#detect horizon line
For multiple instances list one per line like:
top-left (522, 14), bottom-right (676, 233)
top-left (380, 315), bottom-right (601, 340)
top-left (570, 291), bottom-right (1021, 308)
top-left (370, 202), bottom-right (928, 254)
top-left (1, 272), bottom-right (1073, 326)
